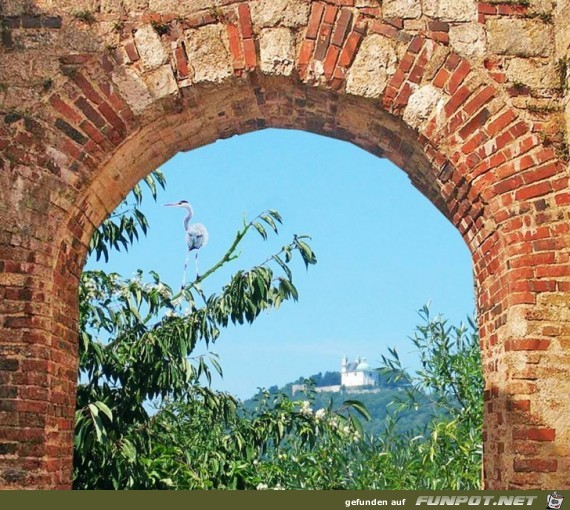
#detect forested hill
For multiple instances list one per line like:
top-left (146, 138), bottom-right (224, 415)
top-left (242, 371), bottom-right (434, 436)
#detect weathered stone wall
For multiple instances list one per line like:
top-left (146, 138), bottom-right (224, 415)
top-left (0, 0), bottom-right (569, 489)
top-left (555, 0), bottom-right (570, 153)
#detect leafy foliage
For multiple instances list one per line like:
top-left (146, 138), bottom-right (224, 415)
top-left (372, 306), bottom-right (483, 489)
top-left (76, 175), bottom-right (482, 490)
top-left (243, 373), bottom-right (433, 437)
top-left (88, 171), bottom-right (166, 262)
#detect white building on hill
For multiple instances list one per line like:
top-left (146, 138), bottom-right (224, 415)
top-left (292, 356), bottom-right (379, 394)
top-left (341, 355), bottom-right (379, 388)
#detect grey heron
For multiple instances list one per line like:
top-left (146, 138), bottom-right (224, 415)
top-left (164, 200), bottom-right (208, 288)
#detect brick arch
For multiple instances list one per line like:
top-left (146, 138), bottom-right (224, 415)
top-left (1, 0), bottom-right (569, 489)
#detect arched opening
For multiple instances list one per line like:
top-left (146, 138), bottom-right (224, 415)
top-left (78, 125), bottom-right (479, 489)
top-left (1, 1), bottom-right (569, 489)
top-left (47, 72), bottom-right (489, 487)
top-left (89, 127), bottom-right (476, 399)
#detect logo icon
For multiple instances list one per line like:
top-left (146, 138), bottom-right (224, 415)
top-left (547, 492), bottom-right (564, 510)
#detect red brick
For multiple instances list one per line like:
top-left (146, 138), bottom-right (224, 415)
top-left (507, 399), bottom-right (530, 411)
top-left (243, 38), bottom-right (256, 69)
top-left (124, 42), bottom-right (139, 62)
top-left (298, 39), bottom-right (315, 67)
top-left (409, 52), bottom-right (428, 84)
top-left (337, 31), bottom-right (362, 68)
top-left (49, 95), bottom-right (82, 124)
top-left (314, 23), bottom-right (333, 61)
top-left (306, 2), bottom-right (325, 39)
top-left (323, 5), bottom-right (338, 24)
top-left (497, 4), bottom-right (528, 15)
top-left (79, 120), bottom-right (106, 145)
top-left (444, 52), bottom-right (461, 71)
top-left (428, 21), bottom-right (450, 32)
top-left (459, 109), bottom-right (491, 140)
top-left (323, 44), bottom-right (340, 78)
top-left (554, 192), bottom-right (570, 206)
top-left (515, 181), bottom-right (552, 201)
top-left (227, 23), bottom-right (245, 70)
top-left (533, 147), bottom-right (559, 164)
top-left (478, 3), bottom-right (497, 14)
top-left (75, 97), bottom-right (106, 128)
top-left (521, 162), bottom-right (562, 185)
top-left (444, 85), bottom-right (472, 117)
top-left (370, 21), bottom-right (398, 39)
top-left (388, 68), bottom-right (406, 90)
top-left (514, 428), bottom-right (556, 441)
top-left (433, 67), bottom-right (450, 89)
top-left (447, 60), bottom-right (471, 94)
top-left (464, 85), bottom-right (496, 115)
top-left (495, 129), bottom-right (515, 150)
top-left (359, 7), bottom-right (382, 17)
top-left (493, 175), bottom-right (523, 194)
top-left (71, 73), bottom-right (104, 106)
top-left (408, 36), bottom-right (424, 54)
top-left (175, 43), bottom-right (190, 79)
top-left (331, 9), bottom-right (353, 47)
top-left (98, 102), bottom-right (126, 135)
top-left (508, 339), bottom-right (551, 351)
top-left (238, 3), bottom-right (253, 39)
top-left (384, 18), bottom-right (404, 29)
top-left (429, 31), bottom-right (449, 44)
top-left (394, 82), bottom-right (414, 108)
top-left (462, 131), bottom-right (487, 154)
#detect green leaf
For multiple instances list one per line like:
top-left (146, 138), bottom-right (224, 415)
top-left (343, 399), bottom-right (371, 421)
top-left (94, 401), bottom-right (113, 421)
top-left (252, 222), bottom-right (267, 240)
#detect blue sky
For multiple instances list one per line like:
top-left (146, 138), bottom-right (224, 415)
top-left (87, 128), bottom-right (475, 399)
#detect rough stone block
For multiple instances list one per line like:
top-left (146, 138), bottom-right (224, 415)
top-left (486, 19), bottom-right (553, 57)
top-left (147, 0), bottom-right (216, 13)
top-left (101, 0), bottom-right (150, 13)
top-left (403, 84), bottom-right (445, 129)
top-left (346, 34), bottom-right (402, 98)
top-left (134, 25), bottom-right (169, 71)
top-left (185, 24), bottom-right (232, 83)
top-left (144, 64), bottom-right (178, 99)
top-left (505, 58), bottom-right (559, 89)
top-left (422, 0), bottom-right (477, 21)
top-left (111, 67), bottom-right (153, 114)
top-left (449, 23), bottom-right (486, 59)
top-left (250, 0), bottom-right (310, 29)
top-left (259, 28), bottom-right (296, 76)
top-left (383, 0), bottom-right (422, 19)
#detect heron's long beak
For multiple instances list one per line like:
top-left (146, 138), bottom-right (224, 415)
top-left (163, 202), bottom-right (178, 207)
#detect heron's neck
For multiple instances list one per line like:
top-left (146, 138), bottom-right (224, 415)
top-left (183, 204), bottom-right (194, 230)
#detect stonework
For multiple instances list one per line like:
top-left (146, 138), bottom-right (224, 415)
top-left (486, 18), bottom-right (552, 57)
top-left (403, 84), bottom-right (445, 129)
top-left (0, 0), bottom-right (570, 491)
top-left (134, 25), bottom-right (169, 70)
top-left (185, 25), bottom-right (233, 84)
top-left (449, 23), bottom-right (486, 59)
top-left (250, 0), bottom-right (311, 29)
top-left (383, 0), bottom-right (422, 19)
top-left (346, 34), bottom-right (402, 98)
top-left (259, 28), bottom-right (296, 76)
top-left (423, 0), bottom-right (478, 21)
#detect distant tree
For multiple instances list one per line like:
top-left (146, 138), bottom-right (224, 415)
top-left (319, 371), bottom-right (341, 387)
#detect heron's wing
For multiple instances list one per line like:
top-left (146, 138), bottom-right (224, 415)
top-left (186, 224), bottom-right (208, 250)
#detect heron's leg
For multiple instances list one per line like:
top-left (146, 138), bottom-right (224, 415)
top-left (195, 252), bottom-right (199, 279)
top-left (181, 249), bottom-right (191, 290)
